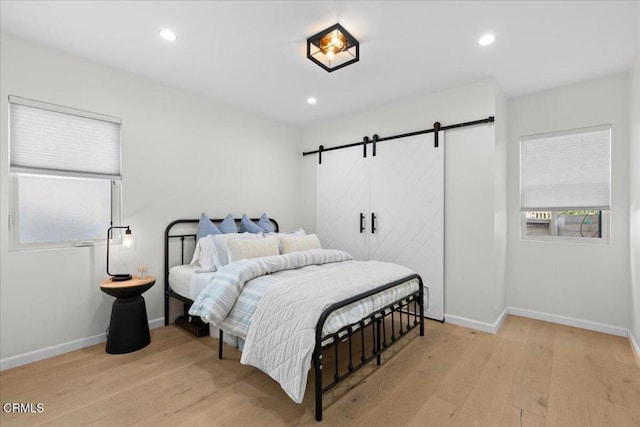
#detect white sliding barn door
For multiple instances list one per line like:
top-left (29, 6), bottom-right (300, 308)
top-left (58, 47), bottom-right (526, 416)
top-left (316, 132), bottom-right (445, 321)
top-left (316, 145), bottom-right (369, 260)
top-left (369, 133), bottom-right (444, 321)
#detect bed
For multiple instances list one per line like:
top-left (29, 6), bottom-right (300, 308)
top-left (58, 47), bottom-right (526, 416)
top-left (164, 217), bottom-right (425, 421)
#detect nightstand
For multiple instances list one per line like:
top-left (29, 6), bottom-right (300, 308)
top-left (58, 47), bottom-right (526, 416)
top-left (100, 276), bottom-right (156, 354)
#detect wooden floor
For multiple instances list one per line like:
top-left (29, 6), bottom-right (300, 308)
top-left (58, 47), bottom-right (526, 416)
top-left (1, 315), bottom-right (639, 426)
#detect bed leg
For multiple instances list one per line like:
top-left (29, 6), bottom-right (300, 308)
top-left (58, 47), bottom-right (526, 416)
top-left (218, 329), bottom-right (224, 359)
top-left (419, 280), bottom-right (425, 337)
top-left (376, 319), bottom-right (382, 366)
top-left (164, 294), bottom-right (169, 326)
top-left (314, 351), bottom-right (323, 421)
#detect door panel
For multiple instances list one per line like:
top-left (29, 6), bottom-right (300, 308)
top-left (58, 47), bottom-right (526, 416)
top-left (316, 145), bottom-right (369, 260)
top-left (369, 133), bottom-right (444, 320)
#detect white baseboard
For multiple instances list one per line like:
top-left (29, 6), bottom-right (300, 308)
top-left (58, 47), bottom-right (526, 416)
top-left (149, 317), bottom-right (166, 330)
top-left (445, 307), bottom-right (508, 334)
top-left (508, 307), bottom-right (628, 337)
top-left (445, 307), bottom-right (630, 340)
top-left (0, 317), bottom-right (165, 371)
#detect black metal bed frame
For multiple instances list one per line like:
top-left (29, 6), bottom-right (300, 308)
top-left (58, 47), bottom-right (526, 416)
top-left (164, 218), bottom-right (424, 422)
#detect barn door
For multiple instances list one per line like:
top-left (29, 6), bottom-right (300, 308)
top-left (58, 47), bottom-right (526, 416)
top-left (368, 132), bottom-right (445, 321)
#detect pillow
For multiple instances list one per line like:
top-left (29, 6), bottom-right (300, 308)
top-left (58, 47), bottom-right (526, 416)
top-left (219, 214), bottom-right (238, 234)
top-left (211, 232), bottom-right (263, 267)
top-left (190, 235), bottom-right (218, 272)
top-left (280, 234), bottom-right (322, 254)
top-left (267, 227), bottom-right (306, 252)
top-left (258, 213), bottom-right (276, 233)
top-left (196, 212), bottom-right (221, 241)
top-left (240, 214), bottom-right (265, 233)
top-left (226, 237), bottom-right (279, 263)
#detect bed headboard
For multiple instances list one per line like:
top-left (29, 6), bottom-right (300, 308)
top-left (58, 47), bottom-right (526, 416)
top-left (163, 217), bottom-right (280, 323)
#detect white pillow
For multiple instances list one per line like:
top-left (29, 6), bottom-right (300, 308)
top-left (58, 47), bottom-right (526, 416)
top-left (226, 237), bottom-right (279, 263)
top-left (267, 227), bottom-right (306, 252)
top-left (280, 234), bottom-right (322, 254)
top-left (190, 235), bottom-right (218, 272)
top-left (212, 232), bottom-right (264, 268)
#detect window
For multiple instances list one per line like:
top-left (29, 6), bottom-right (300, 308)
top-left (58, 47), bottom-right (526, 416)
top-left (8, 96), bottom-right (122, 250)
top-left (520, 125), bottom-right (610, 242)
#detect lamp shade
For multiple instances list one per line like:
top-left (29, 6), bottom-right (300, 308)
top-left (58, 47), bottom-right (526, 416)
top-left (107, 225), bottom-right (132, 281)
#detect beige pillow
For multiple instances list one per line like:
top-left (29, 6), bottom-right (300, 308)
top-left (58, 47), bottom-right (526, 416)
top-left (212, 232), bottom-right (263, 267)
top-left (225, 237), bottom-right (279, 263)
top-left (280, 234), bottom-right (322, 254)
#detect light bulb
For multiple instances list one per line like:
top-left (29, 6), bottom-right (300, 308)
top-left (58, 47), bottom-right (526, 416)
top-left (326, 50), bottom-right (335, 61)
top-left (122, 230), bottom-right (133, 248)
top-left (331, 32), bottom-right (342, 49)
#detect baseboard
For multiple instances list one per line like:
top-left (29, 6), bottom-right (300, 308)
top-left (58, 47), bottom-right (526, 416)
top-left (630, 332), bottom-right (640, 367)
top-left (508, 307), bottom-right (628, 337)
top-left (444, 306), bottom-right (629, 339)
top-left (445, 307), bottom-right (508, 334)
top-left (149, 317), bottom-right (166, 330)
top-left (0, 317), bottom-right (165, 371)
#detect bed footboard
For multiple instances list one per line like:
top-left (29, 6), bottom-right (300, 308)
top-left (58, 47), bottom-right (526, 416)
top-left (312, 274), bottom-right (424, 421)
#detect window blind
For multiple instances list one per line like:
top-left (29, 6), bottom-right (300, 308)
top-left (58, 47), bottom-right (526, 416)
top-left (9, 96), bottom-right (122, 179)
top-left (520, 125), bottom-right (611, 211)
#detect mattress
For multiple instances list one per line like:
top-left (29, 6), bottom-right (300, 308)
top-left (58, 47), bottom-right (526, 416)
top-left (168, 264), bottom-right (214, 300)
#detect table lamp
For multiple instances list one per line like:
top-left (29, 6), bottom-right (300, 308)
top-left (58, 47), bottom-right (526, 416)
top-left (107, 225), bottom-right (133, 281)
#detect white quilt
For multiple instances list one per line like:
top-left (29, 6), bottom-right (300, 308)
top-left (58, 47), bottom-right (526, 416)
top-left (239, 260), bottom-right (418, 403)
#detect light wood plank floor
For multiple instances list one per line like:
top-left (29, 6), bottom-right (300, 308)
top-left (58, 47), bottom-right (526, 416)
top-left (1, 315), bottom-right (638, 426)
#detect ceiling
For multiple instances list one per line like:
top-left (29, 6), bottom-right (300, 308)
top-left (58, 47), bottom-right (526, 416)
top-left (1, 1), bottom-right (639, 127)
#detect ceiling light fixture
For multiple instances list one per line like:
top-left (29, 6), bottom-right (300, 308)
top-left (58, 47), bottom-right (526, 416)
top-left (307, 23), bottom-right (359, 72)
top-left (307, 97), bottom-right (317, 105)
top-left (478, 33), bottom-right (495, 46)
top-left (159, 29), bottom-right (177, 41)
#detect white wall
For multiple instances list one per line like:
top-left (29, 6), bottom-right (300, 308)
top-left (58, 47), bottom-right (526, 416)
top-left (506, 74), bottom-right (631, 332)
top-left (630, 56), bottom-right (640, 350)
top-left (0, 35), bottom-right (303, 368)
top-left (301, 79), bottom-right (508, 327)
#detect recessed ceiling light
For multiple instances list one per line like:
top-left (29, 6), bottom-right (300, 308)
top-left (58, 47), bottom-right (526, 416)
top-left (307, 97), bottom-right (317, 105)
top-left (478, 33), bottom-right (495, 46)
top-left (159, 29), bottom-right (177, 41)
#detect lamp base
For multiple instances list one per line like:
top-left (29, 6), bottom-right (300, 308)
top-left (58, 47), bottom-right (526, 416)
top-left (111, 274), bottom-right (132, 282)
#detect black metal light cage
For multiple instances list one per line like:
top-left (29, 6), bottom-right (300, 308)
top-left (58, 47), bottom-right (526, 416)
top-left (307, 23), bottom-right (359, 72)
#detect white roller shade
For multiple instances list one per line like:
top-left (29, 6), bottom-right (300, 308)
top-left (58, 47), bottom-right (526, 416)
top-left (520, 125), bottom-right (611, 211)
top-left (9, 96), bottom-right (122, 179)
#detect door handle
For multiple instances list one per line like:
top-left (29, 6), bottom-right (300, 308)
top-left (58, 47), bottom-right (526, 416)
top-left (371, 212), bottom-right (377, 234)
top-left (360, 213), bottom-right (365, 233)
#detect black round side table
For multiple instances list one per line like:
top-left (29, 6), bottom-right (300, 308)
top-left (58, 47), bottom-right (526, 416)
top-left (100, 276), bottom-right (156, 354)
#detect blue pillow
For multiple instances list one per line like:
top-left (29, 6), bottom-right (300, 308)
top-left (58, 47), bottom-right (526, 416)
top-left (258, 213), bottom-right (276, 233)
top-left (219, 214), bottom-right (238, 234)
top-left (241, 214), bottom-right (265, 233)
top-left (196, 213), bottom-right (221, 240)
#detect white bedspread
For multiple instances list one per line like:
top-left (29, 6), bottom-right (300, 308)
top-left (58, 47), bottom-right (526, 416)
top-left (239, 260), bottom-right (417, 403)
